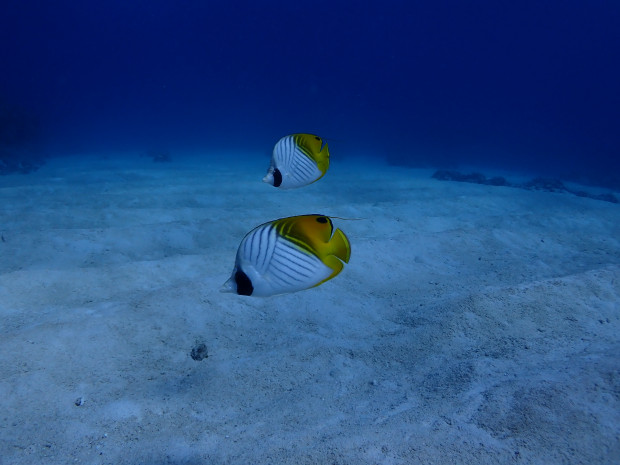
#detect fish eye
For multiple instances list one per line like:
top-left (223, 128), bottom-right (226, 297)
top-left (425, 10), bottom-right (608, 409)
top-left (314, 136), bottom-right (321, 141)
top-left (316, 216), bottom-right (328, 223)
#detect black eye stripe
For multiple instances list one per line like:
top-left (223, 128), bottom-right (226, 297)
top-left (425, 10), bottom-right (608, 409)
top-left (316, 216), bottom-right (328, 223)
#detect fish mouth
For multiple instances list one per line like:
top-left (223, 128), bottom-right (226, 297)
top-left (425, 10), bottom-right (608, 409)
top-left (262, 173), bottom-right (273, 184)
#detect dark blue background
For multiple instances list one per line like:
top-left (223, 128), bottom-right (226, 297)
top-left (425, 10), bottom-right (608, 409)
top-left (1, 0), bottom-right (619, 186)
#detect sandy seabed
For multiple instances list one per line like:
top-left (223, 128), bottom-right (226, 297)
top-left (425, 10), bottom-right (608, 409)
top-left (1, 154), bottom-right (619, 465)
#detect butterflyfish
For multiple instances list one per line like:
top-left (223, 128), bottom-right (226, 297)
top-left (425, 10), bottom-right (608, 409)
top-left (263, 134), bottom-right (330, 189)
top-left (222, 214), bottom-right (351, 297)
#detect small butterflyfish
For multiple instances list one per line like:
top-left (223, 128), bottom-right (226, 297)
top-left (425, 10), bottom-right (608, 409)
top-left (263, 134), bottom-right (330, 189)
top-left (222, 214), bottom-right (351, 297)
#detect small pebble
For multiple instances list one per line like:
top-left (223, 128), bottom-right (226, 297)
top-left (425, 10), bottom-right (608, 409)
top-left (74, 397), bottom-right (84, 406)
top-left (191, 343), bottom-right (208, 361)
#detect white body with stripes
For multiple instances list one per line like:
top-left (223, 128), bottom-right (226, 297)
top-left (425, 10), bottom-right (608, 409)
top-left (263, 135), bottom-right (324, 189)
top-left (223, 222), bottom-right (333, 297)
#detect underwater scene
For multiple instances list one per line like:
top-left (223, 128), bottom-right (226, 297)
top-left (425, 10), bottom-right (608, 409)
top-left (1, 1), bottom-right (619, 464)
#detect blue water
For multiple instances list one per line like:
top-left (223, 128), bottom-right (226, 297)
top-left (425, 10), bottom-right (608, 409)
top-left (1, 1), bottom-right (619, 187)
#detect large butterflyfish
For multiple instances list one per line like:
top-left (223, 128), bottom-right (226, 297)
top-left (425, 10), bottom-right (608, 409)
top-left (223, 214), bottom-right (351, 297)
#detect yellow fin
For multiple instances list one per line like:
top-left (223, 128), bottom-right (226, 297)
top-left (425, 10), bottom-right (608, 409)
top-left (316, 142), bottom-right (330, 174)
top-left (328, 228), bottom-right (351, 263)
top-left (314, 255), bottom-right (345, 287)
